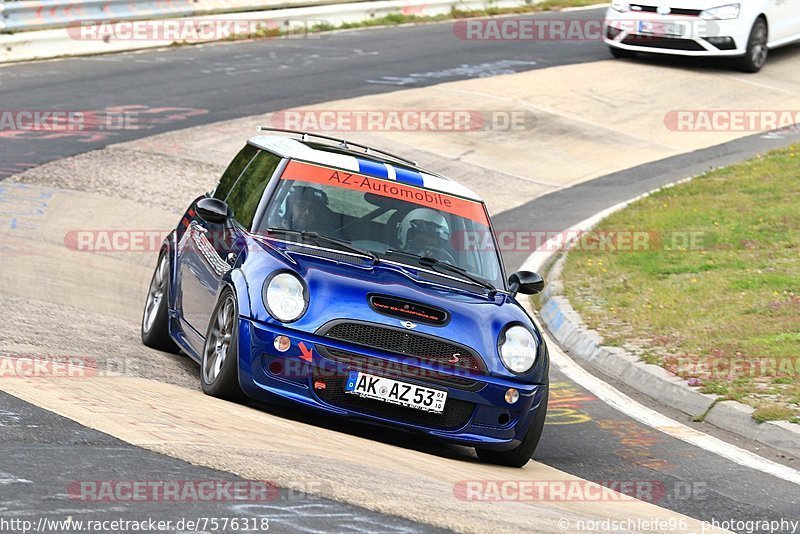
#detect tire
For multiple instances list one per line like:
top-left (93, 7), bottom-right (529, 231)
top-left (141, 250), bottom-right (179, 352)
top-left (476, 387), bottom-right (548, 468)
top-left (609, 46), bottom-right (635, 59)
top-left (201, 288), bottom-right (246, 402)
top-left (737, 17), bottom-right (768, 73)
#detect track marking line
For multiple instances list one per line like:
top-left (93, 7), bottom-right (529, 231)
top-left (721, 74), bottom-right (800, 96)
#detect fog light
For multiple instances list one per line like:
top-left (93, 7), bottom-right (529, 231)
top-left (606, 26), bottom-right (622, 40)
top-left (704, 36), bottom-right (736, 50)
top-left (505, 388), bottom-right (520, 404)
top-left (274, 335), bottom-right (291, 352)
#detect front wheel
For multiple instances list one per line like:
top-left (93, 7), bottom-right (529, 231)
top-left (201, 288), bottom-right (246, 402)
top-left (737, 18), bottom-right (768, 73)
top-left (476, 388), bottom-right (548, 468)
top-left (141, 250), bottom-right (179, 352)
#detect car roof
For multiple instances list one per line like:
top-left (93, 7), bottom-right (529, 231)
top-left (248, 134), bottom-right (483, 202)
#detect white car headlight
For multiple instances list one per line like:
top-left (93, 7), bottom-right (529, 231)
top-left (264, 272), bottom-right (308, 323)
top-left (611, 0), bottom-right (631, 13)
top-left (700, 3), bottom-right (740, 20)
top-left (499, 325), bottom-right (538, 374)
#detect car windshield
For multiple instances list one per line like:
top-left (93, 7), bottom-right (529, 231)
top-left (256, 159), bottom-right (504, 289)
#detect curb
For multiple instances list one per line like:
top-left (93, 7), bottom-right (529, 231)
top-left (531, 210), bottom-right (800, 460)
top-left (0, 0), bottom-right (534, 63)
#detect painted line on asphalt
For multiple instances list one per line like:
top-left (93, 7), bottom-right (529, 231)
top-left (721, 74), bottom-right (800, 96)
top-left (518, 176), bottom-right (800, 487)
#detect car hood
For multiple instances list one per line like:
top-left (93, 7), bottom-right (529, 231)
top-left (238, 238), bottom-right (546, 381)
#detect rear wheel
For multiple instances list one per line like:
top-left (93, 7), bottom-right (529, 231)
top-left (201, 288), bottom-right (246, 402)
top-left (141, 250), bottom-right (179, 352)
top-left (476, 388), bottom-right (548, 468)
top-left (737, 18), bottom-right (768, 73)
top-left (609, 46), bottom-right (635, 59)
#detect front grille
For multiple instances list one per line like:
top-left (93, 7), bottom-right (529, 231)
top-left (320, 347), bottom-right (482, 391)
top-left (622, 35), bottom-right (705, 51)
top-left (671, 8), bottom-right (702, 16)
top-left (630, 5), bottom-right (701, 16)
top-left (312, 367), bottom-right (474, 430)
top-left (320, 320), bottom-right (485, 372)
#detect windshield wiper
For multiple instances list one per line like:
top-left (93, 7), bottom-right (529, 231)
top-left (384, 249), bottom-right (496, 295)
top-left (266, 228), bottom-right (379, 265)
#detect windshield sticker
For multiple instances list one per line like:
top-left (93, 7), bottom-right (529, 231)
top-left (282, 160), bottom-right (488, 223)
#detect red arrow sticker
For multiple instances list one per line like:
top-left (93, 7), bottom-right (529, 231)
top-left (298, 342), bottom-right (313, 362)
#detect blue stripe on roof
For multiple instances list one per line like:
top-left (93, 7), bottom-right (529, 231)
top-left (356, 158), bottom-right (389, 179)
top-left (393, 167), bottom-right (424, 187)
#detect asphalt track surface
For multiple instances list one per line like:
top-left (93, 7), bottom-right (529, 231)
top-left (1, 7), bottom-right (799, 533)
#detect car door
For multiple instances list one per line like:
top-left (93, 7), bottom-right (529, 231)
top-left (177, 148), bottom-right (283, 352)
top-left (783, 0), bottom-right (800, 42)
top-left (176, 144), bottom-right (257, 351)
top-left (767, 0), bottom-right (800, 42)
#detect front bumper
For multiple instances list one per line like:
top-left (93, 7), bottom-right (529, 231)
top-left (604, 10), bottom-right (750, 56)
top-left (237, 317), bottom-right (547, 451)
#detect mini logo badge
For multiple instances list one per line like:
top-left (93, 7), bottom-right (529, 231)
top-left (657, 5), bottom-right (671, 14)
top-left (401, 321), bottom-right (417, 329)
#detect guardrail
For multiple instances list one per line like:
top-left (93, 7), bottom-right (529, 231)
top-left (0, 0), bottom-right (372, 33)
top-left (0, 0), bottom-right (536, 62)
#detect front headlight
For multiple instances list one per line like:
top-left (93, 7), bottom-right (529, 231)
top-left (498, 325), bottom-right (538, 374)
top-left (263, 272), bottom-right (308, 323)
top-left (700, 3), bottom-right (740, 20)
top-left (611, 0), bottom-right (630, 13)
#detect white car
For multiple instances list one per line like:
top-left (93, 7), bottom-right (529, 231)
top-left (604, 1), bottom-right (800, 72)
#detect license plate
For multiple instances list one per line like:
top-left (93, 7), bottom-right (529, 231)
top-left (344, 371), bottom-right (447, 414)
top-left (637, 20), bottom-right (683, 36)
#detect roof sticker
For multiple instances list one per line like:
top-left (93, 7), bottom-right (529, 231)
top-left (281, 160), bottom-right (488, 224)
top-left (383, 163), bottom-right (397, 181)
top-left (356, 157), bottom-right (389, 179)
top-left (393, 167), bottom-right (425, 188)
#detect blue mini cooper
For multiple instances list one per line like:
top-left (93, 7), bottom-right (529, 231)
top-left (141, 129), bottom-right (549, 467)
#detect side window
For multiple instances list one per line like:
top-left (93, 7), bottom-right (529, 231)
top-left (212, 144), bottom-right (258, 200)
top-left (226, 151), bottom-right (282, 229)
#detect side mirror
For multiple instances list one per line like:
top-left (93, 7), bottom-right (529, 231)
top-left (196, 197), bottom-right (230, 225)
top-left (508, 271), bottom-right (544, 296)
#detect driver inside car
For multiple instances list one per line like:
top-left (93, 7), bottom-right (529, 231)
top-left (397, 208), bottom-right (454, 263)
top-left (282, 185), bottom-right (333, 234)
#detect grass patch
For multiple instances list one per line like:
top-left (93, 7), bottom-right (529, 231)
top-left (561, 144), bottom-right (800, 423)
top-left (753, 404), bottom-right (796, 424)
